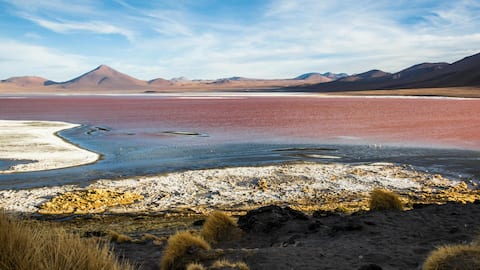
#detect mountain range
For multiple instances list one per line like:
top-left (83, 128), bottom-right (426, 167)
top-left (1, 52), bottom-right (479, 93)
top-left (298, 52), bottom-right (480, 92)
top-left (0, 65), bottom-right (346, 91)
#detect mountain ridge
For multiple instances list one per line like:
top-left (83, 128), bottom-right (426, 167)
top-left (0, 65), bottom-right (343, 90)
top-left (1, 52), bottom-right (479, 92)
top-left (299, 52), bottom-right (480, 92)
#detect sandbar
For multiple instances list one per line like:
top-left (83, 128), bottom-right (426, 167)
top-left (0, 120), bottom-right (99, 174)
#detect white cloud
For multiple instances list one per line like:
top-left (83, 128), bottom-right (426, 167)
top-left (2, 0), bottom-right (98, 16)
top-left (0, 39), bottom-right (93, 81)
top-left (1, 0), bottom-right (480, 79)
top-left (23, 16), bottom-right (135, 42)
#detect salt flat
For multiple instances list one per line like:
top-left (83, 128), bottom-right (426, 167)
top-left (0, 120), bottom-right (99, 174)
top-left (2, 161), bottom-right (475, 214)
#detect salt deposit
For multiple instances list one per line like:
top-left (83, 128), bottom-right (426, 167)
top-left (0, 120), bottom-right (100, 173)
top-left (1, 162), bottom-right (474, 215)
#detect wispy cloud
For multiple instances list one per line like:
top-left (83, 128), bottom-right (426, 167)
top-left (23, 15), bottom-right (135, 41)
top-left (2, 0), bottom-right (98, 16)
top-left (0, 39), bottom-right (92, 81)
top-left (1, 0), bottom-right (479, 80)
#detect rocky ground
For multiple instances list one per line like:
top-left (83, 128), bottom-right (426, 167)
top-left (3, 161), bottom-right (480, 269)
top-left (36, 202), bottom-right (480, 270)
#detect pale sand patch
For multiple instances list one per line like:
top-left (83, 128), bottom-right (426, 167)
top-left (1, 162), bottom-right (475, 214)
top-left (0, 120), bottom-right (99, 174)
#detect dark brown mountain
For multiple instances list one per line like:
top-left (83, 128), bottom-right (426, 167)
top-left (298, 52), bottom-right (480, 92)
top-left (339, 70), bottom-right (391, 82)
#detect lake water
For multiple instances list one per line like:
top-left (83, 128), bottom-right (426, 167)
top-left (1, 94), bottom-right (479, 189)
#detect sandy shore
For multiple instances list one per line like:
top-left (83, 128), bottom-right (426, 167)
top-left (0, 120), bottom-right (99, 174)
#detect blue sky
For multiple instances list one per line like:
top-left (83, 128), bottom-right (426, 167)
top-left (0, 0), bottom-right (479, 81)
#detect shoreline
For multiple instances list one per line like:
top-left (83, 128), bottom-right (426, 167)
top-left (0, 120), bottom-right (100, 174)
top-left (1, 161), bottom-right (478, 215)
top-left (1, 91), bottom-right (479, 100)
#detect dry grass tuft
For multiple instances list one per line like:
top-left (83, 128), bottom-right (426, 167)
top-left (160, 231), bottom-right (211, 270)
top-left (141, 233), bottom-right (166, 246)
top-left (422, 244), bottom-right (480, 270)
top-left (210, 259), bottom-right (250, 270)
top-left (201, 211), bottom-right (239, 244)
top-left (108, 231), bottom-right (133, 243)
top-left (369, 188), bottom-right (403, 211)
top-left (0, 211), bottom-right (133, 270)
top-left (186, 262), bottom-right (207, 270)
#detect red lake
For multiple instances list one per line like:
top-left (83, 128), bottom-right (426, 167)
top-left (0, 94), bottom-right (479, 189)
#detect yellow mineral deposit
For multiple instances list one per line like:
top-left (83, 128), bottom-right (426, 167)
top-left (38, 189), bottom-right (143, 214)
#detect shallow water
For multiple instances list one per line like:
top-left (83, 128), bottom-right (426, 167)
top-left (0, 94), bottom-right (479, 189)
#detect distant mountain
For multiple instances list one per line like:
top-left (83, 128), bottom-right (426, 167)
top-left (1, 76), bottom-right (48, 87)
top-left (295, 72), bottom-right (348, 81)
top-left (339, 70), bottom-right (391, 82)
top-left (225, 76), bottom-right (249, 81)
top-left (210, 77), bottom-right (251, 84)
top-left (148, 78), bottom-right (170, 86)
top-left (294, 73), bottom-right (333, 83)
top-left (402, 53), bottom-right (480, 88)
top-left (298, 52), bottom-right (480, 92)
top-left (170, 77), bottom-right (189, 82)
top-left (321, 72), bottom-right (349, 80)
top-left (49, 65), bottom-right (147, 89)
top-left (1, 52), bottom-right (479, 93)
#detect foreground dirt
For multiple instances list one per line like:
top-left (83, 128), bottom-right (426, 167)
top-left (37, 202), bottom-right (480, 270)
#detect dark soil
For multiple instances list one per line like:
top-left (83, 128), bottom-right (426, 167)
top-left (104, 202), bottom-right (480, 270)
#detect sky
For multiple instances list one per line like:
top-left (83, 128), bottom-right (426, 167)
top-left (0, 0), bottom-right (479, 81)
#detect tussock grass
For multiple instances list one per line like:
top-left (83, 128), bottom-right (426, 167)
top-left (160, 231), bottom-right (211, 270)
top-left (422, 244), bottom-right (480, 270)
top-left (210, 259), bottom-right (250, 270)
top-left (369, 188), bottom-right (403, 211)
top-left (0, 211), bottom-right (133, 270)
top-left (201, 211), bottom-right (239, 244)
top-left (141, 233), bottom-right (166, 246)
top-left (108, 230), bottom-right (133, 243)
top-left (186, 262), bottom-right (207, 270)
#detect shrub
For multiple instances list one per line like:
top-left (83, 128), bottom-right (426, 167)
top-left (210, 259), bottom-right (250, 270)
top-left (186, 263), bottom-right (206, 270)
top-left (422, 244), bottom-right (480, 270)
top-left (160, 231), bottom-right (211, 270)
top-left (201, 211), bottom-right (239, 244)
top-left (0, 211), bottom-right (132, 270)
top-left (369, 188), bottom-right (403, 211)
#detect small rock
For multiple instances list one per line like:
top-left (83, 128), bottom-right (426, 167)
top-left (238, 205), bottom-right (309, 233)
top-left (312, 209), bottom-right (340, 218)
top-left (449, 227), bottom-right (459, 234)
top-left (330, 218), bottom-right (363, 235)
top-left (193, 219), bottom-right (205, 226)
top-left (83, 231), bottom-right (107, 237)
top-left (308, 220), bottom-right (323, 231)
top-left (358, 264), bottom-right (383, 270)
